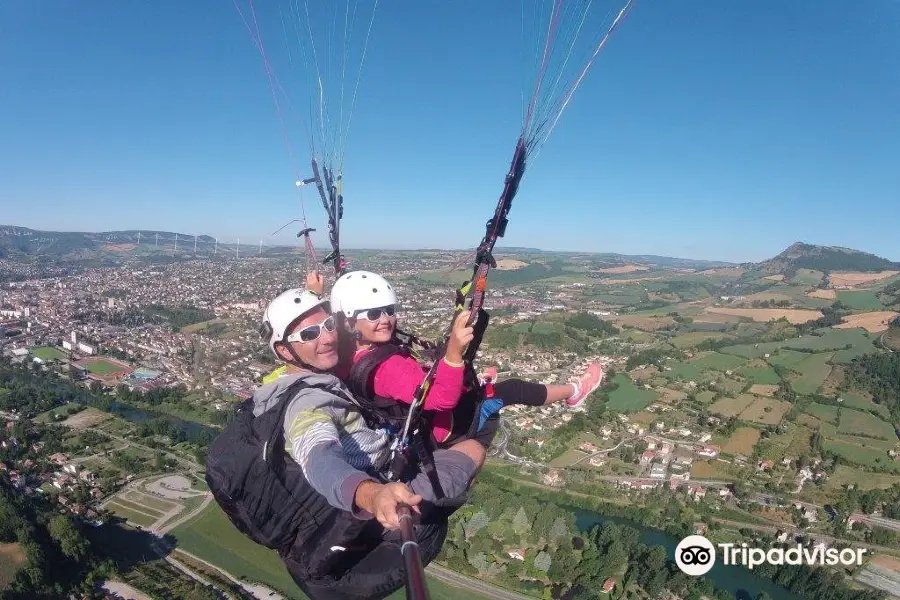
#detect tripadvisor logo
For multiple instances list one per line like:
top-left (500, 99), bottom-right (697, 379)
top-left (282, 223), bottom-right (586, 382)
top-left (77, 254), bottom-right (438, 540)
top-left (675, 535), bottom-right (868, 576)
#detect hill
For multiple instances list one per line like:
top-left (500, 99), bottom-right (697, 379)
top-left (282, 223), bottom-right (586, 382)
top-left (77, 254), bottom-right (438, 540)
top-left (756, 242), bottom-right (900, 274)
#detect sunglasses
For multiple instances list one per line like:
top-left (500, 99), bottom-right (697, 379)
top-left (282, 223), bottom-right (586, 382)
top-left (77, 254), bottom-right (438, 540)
top-left (285, 315), bottom-right (337, 344)
top-left (356, 305), bottom-right (397, 322)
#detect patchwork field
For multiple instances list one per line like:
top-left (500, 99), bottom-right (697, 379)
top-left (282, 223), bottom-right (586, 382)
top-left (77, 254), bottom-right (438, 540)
top-left (789, 352), bottom-right (834, 395)
top-left (704, 307), bottom-right (824, 324)
top-left (807, 289), bottom-right (836, 300)
top-left (836, 291), bottom-right (886, 310)
top-left (791, 269), bottom-right (825, 285)
top-left (721, 427), bottom-right (761, 455)
top-left (0, 543), bottom-right (27, 590)
top-left (738, 397), bottom-right (791, 425)
top-left (825, 466), bottom-right (900, 492)
top-left (829, 270), bottom-right (899, 287)
top-left (749, 384), bottom-right (779, 397)
top-left (837, 408), bottom-right (896, 441)
top-left (834, 311), bottom-right (899, 333)
top-left (709, 394), bottom-right (756, 418)
top-left (605, 374), bottom-right (658, 413)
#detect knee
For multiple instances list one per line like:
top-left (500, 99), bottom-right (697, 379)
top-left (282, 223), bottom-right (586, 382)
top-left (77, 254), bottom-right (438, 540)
top-left (451, 439), bottom-right (486, 469)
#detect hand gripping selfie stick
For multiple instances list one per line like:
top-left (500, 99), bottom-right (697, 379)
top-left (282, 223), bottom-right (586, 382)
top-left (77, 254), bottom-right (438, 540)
top-left (398, 504), bottom-right (430, 600)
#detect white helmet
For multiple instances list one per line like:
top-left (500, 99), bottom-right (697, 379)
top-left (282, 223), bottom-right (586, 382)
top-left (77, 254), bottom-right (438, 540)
top-left (330, 271), bottom-right (398, 319)
top-left (260, 288), bottom-right (329, 355)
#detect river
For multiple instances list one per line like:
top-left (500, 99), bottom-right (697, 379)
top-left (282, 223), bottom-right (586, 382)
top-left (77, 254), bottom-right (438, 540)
top-left (105, 401), bottom-right (218, 443)
top-left (575, 510), bottom-right (804, 600)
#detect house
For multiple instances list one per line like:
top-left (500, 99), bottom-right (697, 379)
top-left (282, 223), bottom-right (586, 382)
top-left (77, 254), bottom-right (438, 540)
top-left (49, 453), bottom-right (69, 466)
top-left (697, 445), bottom-right (720, 458)
top-left (687, 484), bottom-right (707, 500)
top-left (650, 464), bottom-right (667, 479)
top-left (758, 459), bottom-right (775, 472)
top-left (694, 522), bottom-right (708, 535)
top-left (507, 549), bottom-right (525, 561)
top-left (640, 450), bottom-right (655, 465)
top-left (601, 578), bottom-right (616, 594)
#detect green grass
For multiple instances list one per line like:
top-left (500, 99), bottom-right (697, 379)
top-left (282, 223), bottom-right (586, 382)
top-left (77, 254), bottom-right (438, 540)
top-left (838, 392), bottom-right (892, 419)
top-left (172, 503), bottom-right (492, 600)
top-left (790, 352), bottom-right (834, 395)
top-left (695, 391), bottom-right (717, 404)
top-left (172, 503), bottom-right (310, 598)
top-left (825, 466), bottom-right (900, 491)
top-left (83, 358), bottom-right (127, 375)
top-left (822, 439), bottom-right (900, 472)
top-left (28, 345), bottom-right (67, 361)
top-left (837, 291), bottom-right (885, 310)
top-left (738, 362), bottom-right (781, 385)
top-left (110, 497), bottom-right (165, 519)
top-left (791, 269), bottom-right (824, 285)
top-left (106, 502), bottom-right (157, 527)
top-left (837, 408), bottom-right (896, 440)
top-left (691, 352), bottom-right (747, 371)
top-left (719, 328), bottom-right (877, 361)
top-left (605, 374), bottom-right (658, 413)
top-left (765, 349), bottom-right (811, 369)
top-left (671, 332), bottom-right (732, 349)
top-left (804, 403), bottom-right (839, 424)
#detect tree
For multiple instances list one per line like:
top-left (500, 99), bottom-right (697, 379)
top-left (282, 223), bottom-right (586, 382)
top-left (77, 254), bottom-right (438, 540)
top-left (534, 550), bottom-right (552, 573)
top-left (513, 507), bottom-right (532, 537)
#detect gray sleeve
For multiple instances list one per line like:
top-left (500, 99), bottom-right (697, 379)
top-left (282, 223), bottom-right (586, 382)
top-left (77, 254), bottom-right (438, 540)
top-left (281, 390), bottom-right (376, 517)
top-left (304, 442), bottom-right (377, 517)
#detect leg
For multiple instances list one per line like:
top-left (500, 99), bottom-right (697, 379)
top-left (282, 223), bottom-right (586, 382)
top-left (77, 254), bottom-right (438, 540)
top-left (406, 443), bottom-right (485, 514)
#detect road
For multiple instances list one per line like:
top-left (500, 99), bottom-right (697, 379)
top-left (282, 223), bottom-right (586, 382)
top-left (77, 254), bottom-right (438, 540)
top-left (425, 563), bottom-right (535, 600)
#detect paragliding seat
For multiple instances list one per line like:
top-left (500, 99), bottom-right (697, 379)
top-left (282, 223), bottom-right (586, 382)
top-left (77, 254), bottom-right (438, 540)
top-left (281, 515), bottom-right (450, 600)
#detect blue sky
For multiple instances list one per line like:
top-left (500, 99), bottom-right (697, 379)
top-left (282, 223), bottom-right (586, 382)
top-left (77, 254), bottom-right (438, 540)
top-left (1, 1), bottom-right (898, 263)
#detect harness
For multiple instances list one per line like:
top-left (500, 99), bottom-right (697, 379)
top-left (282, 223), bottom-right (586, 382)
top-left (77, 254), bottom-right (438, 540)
top-left (346, 329), bottom-right (491, 501)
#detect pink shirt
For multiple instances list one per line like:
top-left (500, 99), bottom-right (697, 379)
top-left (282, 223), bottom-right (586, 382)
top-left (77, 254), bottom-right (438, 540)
top-left (352, 347), bottom-right (463, 443)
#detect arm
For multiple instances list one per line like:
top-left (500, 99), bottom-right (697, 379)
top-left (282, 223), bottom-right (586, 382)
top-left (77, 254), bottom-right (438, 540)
top-left (372, 354), bottom-right (464, 412)
top-left (283, 405), bottom-right (376, 516)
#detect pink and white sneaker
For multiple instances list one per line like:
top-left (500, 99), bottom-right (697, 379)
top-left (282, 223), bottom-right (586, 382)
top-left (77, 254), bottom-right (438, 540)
top-left (479, 366), bottom-right (498, 385)
top-left (566, 363), bottom-right (605, 408)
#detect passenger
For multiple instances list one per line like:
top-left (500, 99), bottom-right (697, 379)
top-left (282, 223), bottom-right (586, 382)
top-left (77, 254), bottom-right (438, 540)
top-left (315, 270), bottom-right (605, 448)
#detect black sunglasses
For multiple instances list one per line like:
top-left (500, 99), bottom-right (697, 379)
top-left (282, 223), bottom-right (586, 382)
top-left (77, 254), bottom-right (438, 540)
top-left (356, 305), bottom-right (397, 322)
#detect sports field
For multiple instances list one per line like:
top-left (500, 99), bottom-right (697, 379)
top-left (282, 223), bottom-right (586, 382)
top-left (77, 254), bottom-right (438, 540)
top-left (74, 357), bottom-right (134, 378)
top-left (29, 345), bottom-right (67, 361)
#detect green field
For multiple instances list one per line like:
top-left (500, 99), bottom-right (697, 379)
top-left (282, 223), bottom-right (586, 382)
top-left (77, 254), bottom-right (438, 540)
top-left (837, 290), bottom-right (885, 310)
top-left (789, 352), bottom-right (834, 395)
top-left (791, 269), bottom-right (824, 285)
top-left (671, 332), bottom-right (732, 349)
top-left (172, 504), bottom-right (490, 600)
top-left (605, 374), bottom-right (658, 413)
top-left (765, 349), bottom-right (811, 369)
top-left (719, 328), bottom-right (877, 361)
top-left (804, 403), bottom-right (839, 424)
top-left (825, 466), bottom-right (900, 491)
top-left (28, 345), bottom-right (67, 361)
top-left (691, 352), bottom-right (747, 371)
top-left (106, 502), bottom-right (157, 528)
top-left (837, 408), bottom-right (896, 440)
top-left (822, 438), bottom-right (900, 472)
top-left (838, 392), bottom-right (892, 419)
top-left (737, 361), bottom-right (781, 385)
top-left (83, 359), bottom-right (127, 375)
